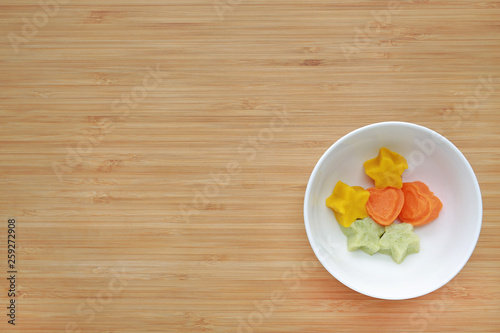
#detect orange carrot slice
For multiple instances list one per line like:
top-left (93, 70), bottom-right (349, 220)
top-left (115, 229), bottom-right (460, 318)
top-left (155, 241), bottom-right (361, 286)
top-left (399, 181), bottom-right (442, 226)
top-left (399, 183), bottom-right (429, 223)
top-left (411, 181), bottom-right (443, 226)
top-left (365, 187), bottom-right (404, 226)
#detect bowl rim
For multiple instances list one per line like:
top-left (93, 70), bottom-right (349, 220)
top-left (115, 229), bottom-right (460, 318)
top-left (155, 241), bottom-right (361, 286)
top-left (303, 121), bottom-right (483, 300)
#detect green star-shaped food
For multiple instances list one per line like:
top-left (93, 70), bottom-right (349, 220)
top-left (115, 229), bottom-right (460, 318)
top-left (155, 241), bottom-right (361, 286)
top-left (379, 223), bottom-right (420, 264)
top-left (340, 217), bottom-right (385, 255)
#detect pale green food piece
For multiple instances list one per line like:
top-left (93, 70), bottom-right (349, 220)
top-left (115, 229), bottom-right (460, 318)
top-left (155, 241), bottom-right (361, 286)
top-left (379, 223), bottom-right (420, 264)
top-left (340, 217), bottom-right (385, 255)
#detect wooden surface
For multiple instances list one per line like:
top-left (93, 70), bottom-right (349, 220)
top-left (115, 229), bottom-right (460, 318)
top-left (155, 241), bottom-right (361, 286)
top-left (1, 1), bottom-right (499, 332)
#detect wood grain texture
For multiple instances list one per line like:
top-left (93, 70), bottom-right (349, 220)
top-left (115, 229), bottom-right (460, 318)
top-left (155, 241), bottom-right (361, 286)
top-left (0, 0), bottom-right (499, 332)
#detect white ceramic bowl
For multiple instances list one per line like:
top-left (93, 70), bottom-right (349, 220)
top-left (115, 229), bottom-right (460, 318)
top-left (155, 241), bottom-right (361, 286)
top-left (304, 121), bottom-right (482, 300)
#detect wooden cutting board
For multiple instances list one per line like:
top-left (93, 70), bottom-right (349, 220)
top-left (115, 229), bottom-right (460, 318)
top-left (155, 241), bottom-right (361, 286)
top-left (1, 1), bottom-right (499, 332)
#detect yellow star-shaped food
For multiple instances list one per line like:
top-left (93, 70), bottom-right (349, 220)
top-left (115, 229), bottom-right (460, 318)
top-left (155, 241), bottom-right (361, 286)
top-left (363, 147), bottom-right (408, 189)
top-left (326, 181), bottom-right (370, 227)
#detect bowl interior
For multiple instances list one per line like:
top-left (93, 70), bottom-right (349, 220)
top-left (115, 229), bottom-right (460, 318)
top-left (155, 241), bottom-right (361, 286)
top-left (304, 122), bottom-right (482, 300)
